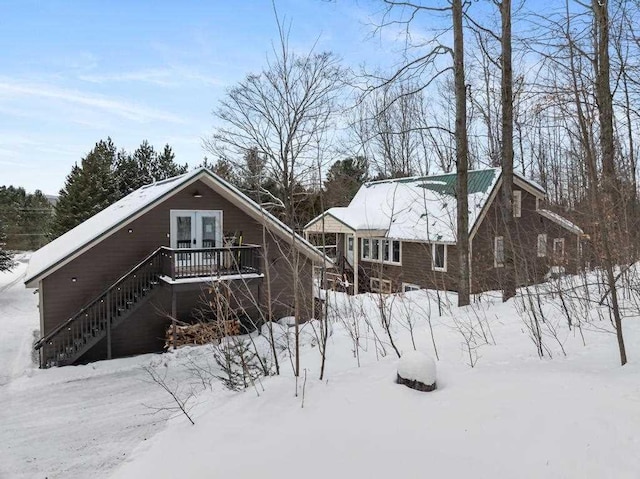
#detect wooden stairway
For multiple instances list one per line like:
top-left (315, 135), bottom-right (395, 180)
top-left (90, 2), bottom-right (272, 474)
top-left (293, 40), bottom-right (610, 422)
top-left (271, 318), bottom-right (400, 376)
top-left (34, 248), bottom-right (166, 368)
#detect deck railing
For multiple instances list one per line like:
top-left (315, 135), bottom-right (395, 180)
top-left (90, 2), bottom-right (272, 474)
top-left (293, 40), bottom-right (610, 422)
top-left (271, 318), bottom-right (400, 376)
top-left (34, 244), bottom-right (263, 367)
top-left (160, 245), bottom-right (262, 280)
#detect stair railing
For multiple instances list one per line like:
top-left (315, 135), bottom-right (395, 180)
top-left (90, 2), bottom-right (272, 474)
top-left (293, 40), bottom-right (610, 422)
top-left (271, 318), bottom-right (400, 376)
top-left (34, 247), bottom-right (166, 366)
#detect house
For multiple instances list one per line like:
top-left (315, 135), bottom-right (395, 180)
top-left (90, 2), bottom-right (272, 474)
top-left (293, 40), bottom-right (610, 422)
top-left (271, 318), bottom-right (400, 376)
top-left (304, 168), bottom-right (583, 294)
top-left (25, 168), bottom-right (326, 368)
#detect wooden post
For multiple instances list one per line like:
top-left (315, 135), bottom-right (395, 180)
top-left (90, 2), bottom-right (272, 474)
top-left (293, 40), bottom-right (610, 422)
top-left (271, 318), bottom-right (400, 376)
top-left (106, 291), bottom-right (112, 360)
top-left (171, 289), bottom-right (177, 351)
top-left (170, 250), bottom-right (176, 280)
top-left (353, 232), bottom-right (359, 295)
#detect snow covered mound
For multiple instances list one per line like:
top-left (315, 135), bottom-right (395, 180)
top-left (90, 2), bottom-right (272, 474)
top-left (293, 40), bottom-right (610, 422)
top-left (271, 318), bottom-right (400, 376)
top-left (397, 351), bottom-right (437, 392)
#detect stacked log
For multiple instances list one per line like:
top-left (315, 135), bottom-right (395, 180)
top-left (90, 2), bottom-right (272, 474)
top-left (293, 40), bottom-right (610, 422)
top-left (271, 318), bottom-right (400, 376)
top-left (164, 320), bottom-right (241, 350)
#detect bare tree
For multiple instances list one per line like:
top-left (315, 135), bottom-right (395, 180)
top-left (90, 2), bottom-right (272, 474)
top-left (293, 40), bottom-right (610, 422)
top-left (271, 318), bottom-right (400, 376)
top-left (372, 0), bottom-right (471, 306)
top-left (209, 14), bottom-right (344, 377)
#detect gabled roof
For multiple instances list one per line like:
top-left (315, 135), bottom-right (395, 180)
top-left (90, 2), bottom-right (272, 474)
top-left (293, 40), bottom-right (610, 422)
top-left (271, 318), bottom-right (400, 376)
top-left (26, 168), bottom-right (327, 287)
top-left (370, 168), bottom-right (500, 196)
top-left (306, 168), bottom-right (502, 242)
top-left (304, 168), bottom-right (549, 243)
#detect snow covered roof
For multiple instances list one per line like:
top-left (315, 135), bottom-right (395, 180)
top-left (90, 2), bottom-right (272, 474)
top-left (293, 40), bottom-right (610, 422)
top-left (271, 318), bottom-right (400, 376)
top-left (306, 168), bottom-right (503, 242)
top-left (538, 209), bottom-right (584, 235)
top-left (25, 168), bottom-right (327, 286)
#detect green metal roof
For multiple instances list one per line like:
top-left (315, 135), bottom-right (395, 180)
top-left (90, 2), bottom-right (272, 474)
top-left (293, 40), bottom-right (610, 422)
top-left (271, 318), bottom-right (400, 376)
top-left (367, 168), bottom-right (500, 196)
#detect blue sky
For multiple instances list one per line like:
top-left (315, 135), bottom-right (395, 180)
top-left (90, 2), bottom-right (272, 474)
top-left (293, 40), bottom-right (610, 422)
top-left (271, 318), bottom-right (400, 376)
top-left (1, 0), bottom-right (419, 194)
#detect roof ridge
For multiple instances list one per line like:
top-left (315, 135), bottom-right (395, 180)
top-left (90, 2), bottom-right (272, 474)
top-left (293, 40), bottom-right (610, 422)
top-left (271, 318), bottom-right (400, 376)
top-left (365, 167), bottom-right (501, 187)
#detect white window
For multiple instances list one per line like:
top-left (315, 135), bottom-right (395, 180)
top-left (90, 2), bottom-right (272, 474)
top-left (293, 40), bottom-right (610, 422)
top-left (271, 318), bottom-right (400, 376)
top-left (432, 243), bottom-right (447, 272)
top-left (392, 240), bottom-right (401, 263)
top-left (370, 277), bottom-right (392, 293)
top-left (553, 238), bottom-right (565, 259)
top-left (361, 238), bottom-right (401, 265)
top-left (371, 239), bottom-right (380, 260)
top-left (513, 190), bottom-right (522, 218)
top-left (361, 238), bottom-right (371, 259)
top-left (537, 234), bottom-right (547, 258)
top-left (402, 283), bottom-right (421, 292)
top-left (494, 236), bottom-right (505, 268)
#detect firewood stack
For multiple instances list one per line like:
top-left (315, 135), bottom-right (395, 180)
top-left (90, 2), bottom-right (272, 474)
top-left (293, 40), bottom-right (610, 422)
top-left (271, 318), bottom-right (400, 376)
top-left (164, 320), bottom-right (241, 349)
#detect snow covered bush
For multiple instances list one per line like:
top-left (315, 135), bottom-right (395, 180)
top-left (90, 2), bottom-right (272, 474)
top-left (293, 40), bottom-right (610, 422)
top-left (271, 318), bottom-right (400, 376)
top-left (397, 350), bottom-right (437, 392)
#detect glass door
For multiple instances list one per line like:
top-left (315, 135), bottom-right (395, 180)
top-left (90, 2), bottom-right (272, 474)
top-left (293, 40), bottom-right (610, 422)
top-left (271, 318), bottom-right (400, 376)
top-left (170, 210), bottom-right (223, 273)
top-left (197, 212), bottom-right (222, 249)
top-left (345, 234), bottom-right (354, 266)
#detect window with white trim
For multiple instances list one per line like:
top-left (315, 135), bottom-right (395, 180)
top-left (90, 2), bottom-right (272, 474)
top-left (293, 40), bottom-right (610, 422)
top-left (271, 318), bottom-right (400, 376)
top-left (361, 238), bottom-right (370, 259)
top-left (371, 239), bottom-right (380, 260)
top-left (432, 243), bottom-right (447, 272)
top-left (537, 234), bottom-right (547, 257)
top-left (494, 236), bottom-right (505, 268)
top-left (370, 277), bottom-right (392, 293)
top-left (402, 283), bottom-right (421, 292)
top-left (382, 239), bottom-right (400, 264)
top-left (361, 238), bottom-right (401, 264)
top-left (513, 190), bottom-right (522, 218)
top-left (553, 238), bottom-right (565, 259)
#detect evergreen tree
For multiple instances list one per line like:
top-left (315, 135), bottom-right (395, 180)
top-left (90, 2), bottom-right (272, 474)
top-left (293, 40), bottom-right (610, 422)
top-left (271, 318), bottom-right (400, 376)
top-left (210, 158), bottom-right (237, 184)
top-left (156, 144), bottom-right (188, 178)
top-left (133, 140), bottom-right (157, 185)
top-left (51, 139), bottom-right (119, 238)
top-left (114, 148), bottom-right (140, 197)
top-left (0, 222), bottom-right (15, 272)
top-left (52, 138), bottom-right (187, 237)
top-left (115, 142), bottom-right (188, 195)
top-left (324, 156), bottom-right (369, 207)
top-left (0, 186), bottom-right (54, 250)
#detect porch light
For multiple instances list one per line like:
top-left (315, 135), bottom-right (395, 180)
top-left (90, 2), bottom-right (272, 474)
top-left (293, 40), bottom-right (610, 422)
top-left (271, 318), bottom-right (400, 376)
top-left (71, 277), bottom-right (77, 282)
top-left (193, 190), bottom-right (203, 198)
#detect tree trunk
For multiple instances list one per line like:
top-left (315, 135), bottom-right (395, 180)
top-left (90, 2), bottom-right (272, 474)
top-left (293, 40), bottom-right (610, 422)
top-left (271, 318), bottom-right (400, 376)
top-left (592, 0), bottom-right (627, 365)
top-left (500, 0), bottom-right (516, 302)
top-left (453, 0), bottom-right (470, 307)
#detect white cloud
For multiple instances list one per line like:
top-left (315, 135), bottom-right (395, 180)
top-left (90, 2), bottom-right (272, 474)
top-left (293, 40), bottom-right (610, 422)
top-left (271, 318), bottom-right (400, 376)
top-left (0, 78), bottom-right (187, 124)
top-left (78, 66), bottom-right (224, 88)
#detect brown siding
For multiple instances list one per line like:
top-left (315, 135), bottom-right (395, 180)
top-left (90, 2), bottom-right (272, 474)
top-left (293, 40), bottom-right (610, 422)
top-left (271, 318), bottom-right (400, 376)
top-left (470, 184), bottom-right (580, 293)
top-left (358, 240), bottom-right (459, 293)
top-left (355, 182), bottom-right (580, 295)
top-left (41, 179), bottom-right (314, 362)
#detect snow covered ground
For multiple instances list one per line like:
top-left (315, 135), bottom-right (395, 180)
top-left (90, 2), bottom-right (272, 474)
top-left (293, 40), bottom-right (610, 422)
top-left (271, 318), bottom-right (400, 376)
top-left (0, 260), bottom-right (199, 479)
top-left (2, 259), bottom-right (640, 478)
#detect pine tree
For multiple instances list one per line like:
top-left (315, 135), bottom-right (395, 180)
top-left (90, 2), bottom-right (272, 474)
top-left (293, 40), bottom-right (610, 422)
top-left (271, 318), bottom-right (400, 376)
top-left (156, 144), bottom-right (188, 179)
top-left (324, 156), bottom-right (369, 207)
top-left (51, 139), bottom-right (119, 238)
top-left (114, 148), bottom-right (140, 197)
top-left (133, 140), bottom-right (156, 185)
top-left (52, 138), bottom-right (187, 237)
top-left (0, 186), bottom-right (54, 250)
top-left (115, 142), bottom-right (188, 195)
top-left (210, 158), bottom-right (237, 184)
top-left (0, 221), bottom-right (15, 272)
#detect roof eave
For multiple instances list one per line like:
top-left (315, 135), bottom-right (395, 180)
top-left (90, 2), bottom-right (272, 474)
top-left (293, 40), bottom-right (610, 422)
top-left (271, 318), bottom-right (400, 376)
top-left (24, 170), bottom-right (206, 287)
